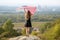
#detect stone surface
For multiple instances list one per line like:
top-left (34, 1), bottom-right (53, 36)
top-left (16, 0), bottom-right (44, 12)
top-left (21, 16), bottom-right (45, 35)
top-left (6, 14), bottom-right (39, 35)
top-left (9, 35), bottom-right (41, 40)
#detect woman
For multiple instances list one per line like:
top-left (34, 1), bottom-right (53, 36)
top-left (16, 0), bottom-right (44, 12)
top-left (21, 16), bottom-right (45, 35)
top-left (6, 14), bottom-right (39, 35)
top-left (25, 10), bottom-right (32, 36)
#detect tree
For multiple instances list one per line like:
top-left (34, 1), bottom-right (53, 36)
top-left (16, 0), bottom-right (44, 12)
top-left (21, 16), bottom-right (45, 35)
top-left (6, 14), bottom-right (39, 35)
top-left (1, 19), bottom-right (21, 37)
top-left (2, 19), bottom-right (14, 32)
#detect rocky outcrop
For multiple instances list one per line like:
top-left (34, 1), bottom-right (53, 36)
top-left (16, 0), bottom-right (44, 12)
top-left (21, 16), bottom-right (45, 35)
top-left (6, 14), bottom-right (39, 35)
top-left (9, 35), bottom-right (41, 40)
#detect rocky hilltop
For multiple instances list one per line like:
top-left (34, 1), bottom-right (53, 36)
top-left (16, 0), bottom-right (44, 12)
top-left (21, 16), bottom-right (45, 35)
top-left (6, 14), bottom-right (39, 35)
top-left (9, 35), bottom-right (41, 40)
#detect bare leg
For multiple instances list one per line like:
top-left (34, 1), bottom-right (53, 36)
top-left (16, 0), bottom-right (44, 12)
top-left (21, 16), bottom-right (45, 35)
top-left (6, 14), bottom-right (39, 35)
top-left (26, 27), bottom-right (30, 36)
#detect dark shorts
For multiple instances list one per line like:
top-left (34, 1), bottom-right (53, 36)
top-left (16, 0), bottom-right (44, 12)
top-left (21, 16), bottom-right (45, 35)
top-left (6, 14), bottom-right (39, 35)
top-left (25, 19), bottom-right (32, 27)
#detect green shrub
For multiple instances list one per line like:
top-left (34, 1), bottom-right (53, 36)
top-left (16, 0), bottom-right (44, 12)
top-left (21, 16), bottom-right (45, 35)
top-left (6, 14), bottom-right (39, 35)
top-left (31, 31), bottom-right (39, 36)
top-left (0, 27), bottom-right (4, 34)
top-left (0, 30), bottom-right (21, 38)
top-left (2, 19), bottom-right (14, 32)
top-left (9, 30), bottom-right (22, 37)
top-left (0, 19), bottom-right (22, 38)
top-left (21, 28), bottom-right (26, 35)
top-left (43, 19), bottom-right (60, 40)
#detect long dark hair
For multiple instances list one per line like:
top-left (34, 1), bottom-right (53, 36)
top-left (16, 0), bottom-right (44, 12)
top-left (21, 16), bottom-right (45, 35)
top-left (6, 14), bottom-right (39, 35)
top-left (27, 10), bottom-right (31, 17)
top-left (25, 10), bottom-right (31, 20)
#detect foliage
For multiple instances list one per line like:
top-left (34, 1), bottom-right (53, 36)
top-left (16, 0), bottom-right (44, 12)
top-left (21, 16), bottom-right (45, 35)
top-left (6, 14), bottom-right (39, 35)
top-left (2, 19), bottom-right (14, 32)
top-left (31, 31), bottom-right (39, 36)
top-left (0, 19), bottom-right (21, 38)
top-left (0, 13), bottom-right (60, 40)
top-left (39, 22), bottom-right (53, 33)
top-left (0, 27), bottom-right (4, 34)
top-left (21, 28), bottom-right (26, 35)
top-left (43, 19), bottom-right (60, 40)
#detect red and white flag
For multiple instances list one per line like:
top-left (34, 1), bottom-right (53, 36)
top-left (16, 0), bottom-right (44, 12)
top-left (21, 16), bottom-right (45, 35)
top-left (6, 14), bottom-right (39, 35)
top-left (16, 6), bottom-right (36, 15)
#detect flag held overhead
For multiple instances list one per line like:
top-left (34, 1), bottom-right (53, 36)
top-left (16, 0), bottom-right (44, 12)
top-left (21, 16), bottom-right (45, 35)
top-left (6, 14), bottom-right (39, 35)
top-left (17, 6), bottom-right (36, 15)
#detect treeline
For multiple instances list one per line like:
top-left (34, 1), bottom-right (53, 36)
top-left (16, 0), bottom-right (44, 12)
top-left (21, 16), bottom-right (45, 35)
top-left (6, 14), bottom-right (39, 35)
top-left (0, 13), bottom-right (60, 23)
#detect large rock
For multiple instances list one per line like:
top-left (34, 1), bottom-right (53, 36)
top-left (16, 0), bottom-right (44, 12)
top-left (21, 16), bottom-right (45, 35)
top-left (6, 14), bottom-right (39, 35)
top-left (9, 35), bottom-right (41, 40)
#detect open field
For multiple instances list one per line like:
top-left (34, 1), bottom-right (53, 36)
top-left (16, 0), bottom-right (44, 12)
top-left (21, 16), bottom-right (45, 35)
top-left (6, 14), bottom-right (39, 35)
top-left (13, 22), bottom-right (48, 29)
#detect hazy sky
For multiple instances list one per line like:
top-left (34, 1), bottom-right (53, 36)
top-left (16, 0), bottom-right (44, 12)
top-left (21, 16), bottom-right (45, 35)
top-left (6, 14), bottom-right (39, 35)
top-left (0, 0), bottom-right (60, 6)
